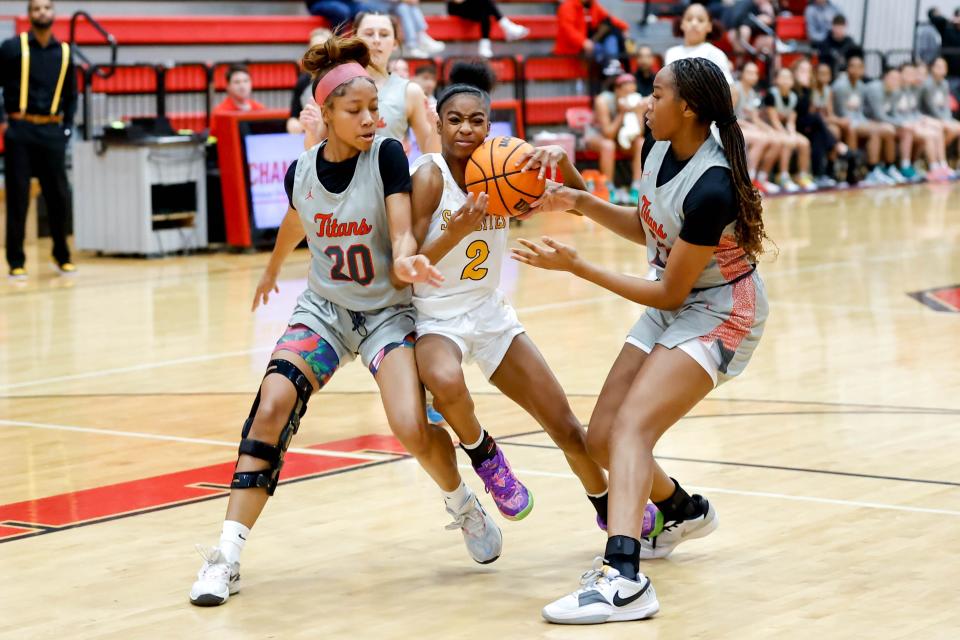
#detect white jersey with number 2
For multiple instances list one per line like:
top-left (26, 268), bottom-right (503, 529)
top-left (411, 152), bottom-right (509, 320)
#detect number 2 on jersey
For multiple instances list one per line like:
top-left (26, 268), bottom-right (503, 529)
top-left (461, 240), bottom-right (489, 281)
top-left (325, 244), bottom-right (374, 286)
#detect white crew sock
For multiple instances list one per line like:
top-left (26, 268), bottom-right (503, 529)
top-left (900, 159), bottom-right (910, 169)
top-left (461, 430), bottom-right (485, 450)
top-left (219, 520), bottom-right (249, 564)
top-left (442, 481), bottom-right (472, 512)
top-left (758, 170), bottom-right (769, 182)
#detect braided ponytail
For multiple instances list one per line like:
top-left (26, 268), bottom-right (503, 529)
top-left (669, 58), bottom-right (768, 261)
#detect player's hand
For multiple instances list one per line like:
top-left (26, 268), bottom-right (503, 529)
top-left (529, 183), bottom-right (579, 214)
top-left (511, 237), bottom-right (581, 272)
top-left (299, 103), bottom-right (322, 130)
top-left (515, 145), bottom-right (567, 181)
top-left (252, 270), bottom-right (280, 311)
top-left (394, 254), bottom-right (444, 287)
top-left (446, 192), bottom-right (488, 240)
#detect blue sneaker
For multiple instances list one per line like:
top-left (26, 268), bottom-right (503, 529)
top-left (426, 404), bottom-right (446, 426)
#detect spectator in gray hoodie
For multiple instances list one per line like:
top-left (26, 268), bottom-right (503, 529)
top-left (804, 0), bottom-right (838, 44)
top-left (832, 48), bottom-right (898, 185)
top-left (864, 67), bottom-right (921, 182)
top-left (920, 57), bottom-right (960, 157)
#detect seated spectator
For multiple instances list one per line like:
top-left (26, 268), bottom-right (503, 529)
top-left (726, 0), bottom-right (777, 56)
top-left (665, 2), bottom-right (733, 84)
top-left (733, 60), bottom-right (782, 194)
top-left (920, 57), bottom-right (960, 156)
top-left (389, 57), bottom-right (410, 78)
top-left (411, 62), bottom-right (439, 112)
top-left (864, 67), bottom-right (922, 183)
top-left (555, 0), bottom-right (631, 77)
top-left (447, 0), bottom-right (529, 58)
top-left (584, 74), bottom-right (647, 204)
top-left (763, 67), bottom-right (816, 192)
top-left (928, 7), bottom-right (960, 94)
top-left (832, 48), bottom-right (897, 185)
top-left (287, 28), bottom-right (332, 135)
top-left (388, 0), bottom-right (444, 57)
top-left (813, 62), bottom-right (853, 170)
top-left (818, 15), bottom-right (857, 76)
top-left (633, 45), bottom-right (656, 96)
top-left (804, 0), bottom-right (838, 45)
top-left (305, 0), bottom-right (390, 30)
top-left (213, 65), bottom-right (266, 114)
top-left (793, 57), bottom-right (847, 188)
top-left (898, 61), bottom-right (953, 180)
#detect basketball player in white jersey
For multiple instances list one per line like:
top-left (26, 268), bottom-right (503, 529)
top-left (409, 61), bottom-right (611, 527)
top-left (189, 36), bottom-right (501, 608)
top-left (301, 11), bottom-right (439, 153)
top-left (515, 57), bottom-right (769, 623)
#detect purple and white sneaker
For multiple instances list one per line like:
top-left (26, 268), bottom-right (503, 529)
top-left (597, 504), bottom-right (663, 536)
top-left (474, 449), bottom-right (534, 520)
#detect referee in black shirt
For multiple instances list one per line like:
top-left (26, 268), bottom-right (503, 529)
top-left (0, 0), bottom-right (76, 279)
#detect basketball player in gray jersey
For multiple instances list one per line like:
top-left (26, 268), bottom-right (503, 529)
top-left (515, 58), bottom-right (769, 624)
top-left (300, 12), bottom-right (438, 152)
top-left (189, 35), bottom-right (501, 608)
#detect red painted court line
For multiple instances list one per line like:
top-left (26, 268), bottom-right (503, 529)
top-left (930, 287), bottom-right (960, 312)
top-left (0, 434), bottom-right (406, 542)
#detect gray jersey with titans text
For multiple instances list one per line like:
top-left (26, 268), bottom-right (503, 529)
top-left (292, 136), bottom-right (410, 311)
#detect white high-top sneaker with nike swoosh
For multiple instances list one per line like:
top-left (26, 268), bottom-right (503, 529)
top-left (542, 558), bottom-right (659, 624)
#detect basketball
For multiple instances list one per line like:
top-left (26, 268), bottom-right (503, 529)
top-left (465, 136), bottom-right (546, 217)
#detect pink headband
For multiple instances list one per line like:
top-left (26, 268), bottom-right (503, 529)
top-left (314, 62), bottom-right (372, 105)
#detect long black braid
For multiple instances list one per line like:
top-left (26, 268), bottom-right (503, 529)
top-left (668, 57), bottom-right (768, 261)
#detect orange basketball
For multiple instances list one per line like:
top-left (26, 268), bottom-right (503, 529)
top-left (465, 136), bottom-right (546, 217)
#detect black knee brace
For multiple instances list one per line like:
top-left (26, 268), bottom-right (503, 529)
top-left (231, 359), bottom-right (313, 495)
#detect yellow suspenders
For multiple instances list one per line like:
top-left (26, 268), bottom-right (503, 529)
top-left (19, 32), bottom-right (71, 115)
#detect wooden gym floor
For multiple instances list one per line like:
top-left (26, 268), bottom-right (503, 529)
top-left (1, 183), bottom-right (958, 639)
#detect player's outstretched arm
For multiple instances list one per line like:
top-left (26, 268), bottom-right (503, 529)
top-left (531, 184), bottom-right (646, 245)
top-left (387, 192), bottom-right (444, 288)
top-left (252, 208), bottom-right (306, 310)
top-left (511, 236), bottom-right (715, 310)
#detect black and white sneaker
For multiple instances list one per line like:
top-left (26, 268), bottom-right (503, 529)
top-left (189, 546), bottom-right (240, 606)
top-left (542, 558), bottom-right (659, 624)
top-left (640, 495), bottom-right (718, 559)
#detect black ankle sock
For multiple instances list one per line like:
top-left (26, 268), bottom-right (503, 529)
top-left (587, 492), bottom-right (608, 522)
top-left (604, 535), bottom-right (640, 580)
top-left (653, 478), bottom-right (704, 522)
top-left (461, 430), bottom-right (498, 468)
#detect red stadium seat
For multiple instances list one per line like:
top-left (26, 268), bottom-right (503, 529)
top-left (777, 16), bottom-right (807, 41)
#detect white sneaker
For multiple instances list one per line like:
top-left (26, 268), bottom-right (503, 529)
top-left (419, 32), bottom-right (445, 54)
top-left (189, 546), bottom-right (240, 606)
top-left (405, 46), bottom-right (429, 59)
top-left (542, 558), bottom-right (659, 624)
top-left (639, 496), bottom-right (718, 559)
top-left (885, 165), bottom-right (907, 184)
top-left (445, 494), bottom-right (502, 564)
top-left (778, 176), bottom-right (801, 193)
top-left (870, 167), bottom-right (896, 185)
top-left (760, 180), bottom-right (781, 194)
top-left (499, 18), bottom-right (529, 42)
top-left (478, 38), bottom-right (493, 58)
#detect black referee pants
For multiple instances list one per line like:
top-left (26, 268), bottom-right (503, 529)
top-left (3, 120), bottom-right (72, 269)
